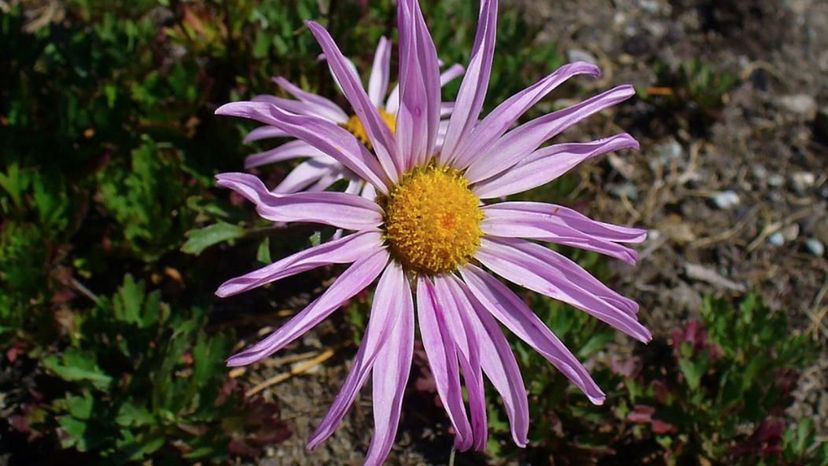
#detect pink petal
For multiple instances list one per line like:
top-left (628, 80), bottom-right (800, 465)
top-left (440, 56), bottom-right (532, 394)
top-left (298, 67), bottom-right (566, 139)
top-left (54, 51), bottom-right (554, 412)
top-left (307, 261), bottom-right (411, 449)
top-left (368, 36), bottom-right (392, 107)
top-left (452, 61), bottom-right (600, 168)
top-left (244, 126), bottom-right (288, 143)
top-left (396, 0), bottom-right (442, 168)
top-left (215, 230), bottom-right (382, 298)
top-left (460, 264), bottom-right (606, 404)
top-left (454, 277), bottom-right (529, 446)
top-left (481, 199), bottom-right (642, 264)
top-left (226, 249), bottom-right (389, 366)
top-left (364, 274), bottom-right (414, 465)
top-left (244, 139), bottom-right (327, 169)
top-left (440, 64), bottom-right (465, 86)
top-left (216, 173), bottom-right (382, 230)
top-left (485, 202), bottom-right (647, 243)
top-left (416, 277), bottom-right (473, 450)
top-left (272, 158), bottom-right (339, 194)
top-left (439, 0), bottom-right (498, 164)
top-left (476, 238), bottom-right (651, 342)
top-left (252, 94), bottom-right (342, 122)
top-left (306, 21), bottom-right (402, 180)
top-left (473, 133), bottom-right (639, 198)
top-left (465, 85), bottom-right (636, 183)
top-left (216, 101), bottom-right (390, 192)
top-left (272, 76), bottom-right (349, 122)
top-left (434, 276), bottom-right (488, 451)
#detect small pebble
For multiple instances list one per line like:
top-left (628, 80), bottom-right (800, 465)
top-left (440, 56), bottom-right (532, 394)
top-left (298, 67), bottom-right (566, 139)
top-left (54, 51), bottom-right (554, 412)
top-left (712, 190), bottom-right (740, 209)
top-left (768, 174), bottom-right (785, 187)
top-left (653, 139), bottom-right (683, 167)
top-left (805, 238), bottom-right (825, 257)
top-left (609, 182), bottom-right (638, 201)
top-left (791, 172), bottom-right (816, 194)
top-left (782, 224), bottom-right (799, 241)
top-left (751, 165), bottom-right (767, 180)
top-left (768, 232), bottom-right (785, 246)
top-left (777, 94), bottom-right (818, 119)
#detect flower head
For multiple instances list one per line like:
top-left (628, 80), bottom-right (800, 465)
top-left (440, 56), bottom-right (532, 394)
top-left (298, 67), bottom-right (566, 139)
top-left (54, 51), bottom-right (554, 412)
top-left (216, 0), bottom-right (650, 463)
top-left (242, 36), bottom-right (462, 197)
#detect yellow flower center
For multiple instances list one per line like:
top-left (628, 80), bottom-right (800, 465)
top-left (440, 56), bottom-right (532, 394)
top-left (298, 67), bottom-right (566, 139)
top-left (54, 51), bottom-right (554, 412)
top-left (342, 108), bottom-right (397, 148)
top-left (380, 166), bottom-right (483, 275)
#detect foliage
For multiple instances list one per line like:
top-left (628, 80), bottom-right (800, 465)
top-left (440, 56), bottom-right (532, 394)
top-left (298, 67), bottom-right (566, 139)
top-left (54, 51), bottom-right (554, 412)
top-left (12, 275), bottom-right (289, 464)
top-left (639, 58), bottom-right (740, 135)
top-left (484, 292), bottom-right (825, 466)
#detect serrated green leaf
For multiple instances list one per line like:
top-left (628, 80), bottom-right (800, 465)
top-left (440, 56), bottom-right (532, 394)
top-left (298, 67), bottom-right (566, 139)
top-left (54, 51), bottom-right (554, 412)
top-left (43, 350), bottom-right (112, 391)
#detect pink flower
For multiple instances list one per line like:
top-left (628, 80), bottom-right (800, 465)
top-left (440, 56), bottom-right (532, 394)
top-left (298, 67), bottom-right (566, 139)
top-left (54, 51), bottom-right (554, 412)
top-left (216, 0), bottom-right (649, 463)
top-left (242, 37), bottom-right (462, 198)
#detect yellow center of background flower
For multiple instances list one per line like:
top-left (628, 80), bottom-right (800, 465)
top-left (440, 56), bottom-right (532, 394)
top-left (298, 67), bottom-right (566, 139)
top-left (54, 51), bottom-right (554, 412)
top-left (380, 166), bottom-right (483, 275)
top-left (342, 108), bottom-right (396, 148)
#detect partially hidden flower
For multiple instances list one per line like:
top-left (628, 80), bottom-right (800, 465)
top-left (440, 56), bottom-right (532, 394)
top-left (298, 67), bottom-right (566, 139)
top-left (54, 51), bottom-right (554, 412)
top-left (243, 36), bottom-right (463, 197)
top-left (215, 0), bottom-right (650, 463)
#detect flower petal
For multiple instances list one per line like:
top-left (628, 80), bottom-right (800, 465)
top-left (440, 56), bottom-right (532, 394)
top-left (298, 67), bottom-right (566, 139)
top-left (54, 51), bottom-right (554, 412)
top-left (272, 158), bottom-right (340, 194)
top-left (452, 61), bottom-right (600, 168)
top-left (439, 0), bottom-right (498, 164)
top-left (368, 36), bottom-right (392, 107)
top-left (216, 101), bottom-right (390, 192)
top-left (473, 133), bottom-right (639, 198)
top-left (460, 264), bottom-right (606, 405)
top-left (216, 173), bottom-right (382, 230)
top-left (416, 276), bottom-right (473, 450)
top-left (306, 21), bottom-right (402, 180)
top-left (396, 0), bottom-right (442, 168)
top-left (476, 238), bottom-right (651, 342)
top-left (244, 139), bottom-right (328, 169)
top-left (307, 261), bottom-right (410, 449)
top-left (244, 126), bottom-right (288, 143)
top-left (272, 76), bottom-right (349, 122)
top-left (465, 85), bottom-right (636, 183)
top-left (253, 94), bottom-right (341, 121)
top-left (364, 275), bottom-right (414, 465)
top-left (481, 199), bottom-right (642, 264)
top-left (454, 277), bottom-right (529, 446)
top-left (226, 249), bottom-right (389, 366)
top-left (485, 202), bottom-right (647, 243)
top-left (215, 231), bottom-right (382, 298)
top-left (434, 276), bottom-right (488, 451)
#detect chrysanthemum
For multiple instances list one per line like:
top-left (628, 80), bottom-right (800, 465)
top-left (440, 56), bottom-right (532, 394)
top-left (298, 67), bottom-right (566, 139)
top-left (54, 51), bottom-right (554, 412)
top-left (215, 0), bottom-right (650, 463)
top-left (243, 36), bottom-right (463, 197)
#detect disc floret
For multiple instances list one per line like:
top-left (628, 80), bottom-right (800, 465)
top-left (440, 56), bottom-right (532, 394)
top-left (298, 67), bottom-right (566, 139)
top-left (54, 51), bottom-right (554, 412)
top-left (381, 165), bottom-right (483, 275)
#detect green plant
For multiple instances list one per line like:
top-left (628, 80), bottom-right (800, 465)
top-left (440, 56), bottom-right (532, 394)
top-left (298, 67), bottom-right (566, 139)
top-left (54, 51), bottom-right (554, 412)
top-left (14, 275), bottom-right (289, 464)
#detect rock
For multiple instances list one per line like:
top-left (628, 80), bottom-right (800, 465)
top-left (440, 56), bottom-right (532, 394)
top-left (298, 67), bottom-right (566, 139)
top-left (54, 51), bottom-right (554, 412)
top-left (790, 171), bottom-right (816, 194)
top-left (712, 190), bottom-right (740, 209)
top-left (805, 238), bottom-right (825, 257)
top-left (768, 232), bottom-right (785, 246)
top-left (768, 174), bottom-right (786, 187)
top-left (609, 182), bottom-right (638, 201)
top-left (652, 138), bottom-right (683, 168)
top-left (751, 165), bottom-right (767, 180)
top-left (777, 94), bottom-right (817, 119)
top-left (782, 224), bottom-right (799, 241)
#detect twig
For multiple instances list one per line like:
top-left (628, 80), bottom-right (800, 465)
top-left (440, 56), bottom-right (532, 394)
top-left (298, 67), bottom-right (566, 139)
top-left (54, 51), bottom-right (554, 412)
top-left (806, 280), bottom-right (828, 339)
top-left (71, 278), bottom-right (100, 304)
top-left (245, 348), bottom-right (335, 397)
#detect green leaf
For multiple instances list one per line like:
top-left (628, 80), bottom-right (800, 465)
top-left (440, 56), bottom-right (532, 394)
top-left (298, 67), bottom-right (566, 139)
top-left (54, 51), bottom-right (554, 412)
top-left (256, 236), bottom-right (271, 263)
top-left (115, 401), bottom-right (155, 427)
top-left (43, 350), bottom-right (112, 391)
top-left (181, 222), bottom-right (246, 255)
